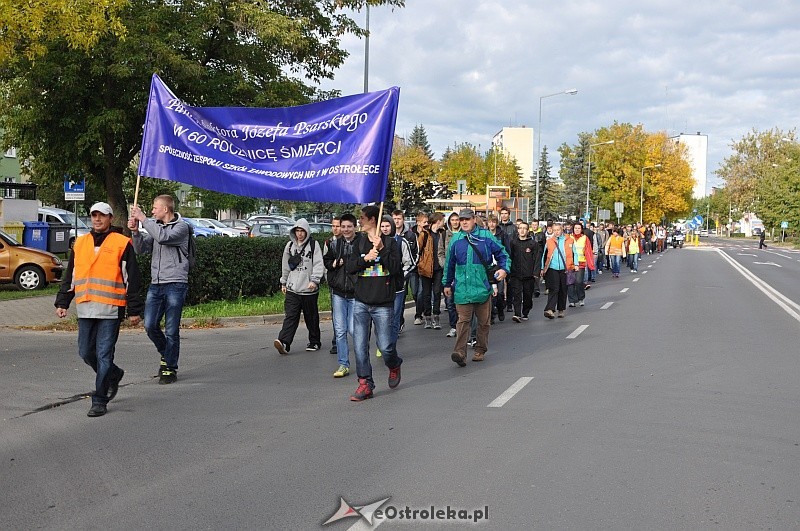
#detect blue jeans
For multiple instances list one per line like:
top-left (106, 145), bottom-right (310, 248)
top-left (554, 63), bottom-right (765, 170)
top-left (78, 318), bottom-right (122, 406)
top-left (144, 282), bottom-right (188, 370)
top-left (630, 253), bottom-right (639, 271)
top-left (391, 290), bottom-right (405, 349)
top-left (445, 291), bottom-right (458, 329)
top-left (353, 301), bottom-right (402, 390)
top-left (331, 294), bottom-right (355, 368)
top-left (610, 255), bottom-right (621, 275)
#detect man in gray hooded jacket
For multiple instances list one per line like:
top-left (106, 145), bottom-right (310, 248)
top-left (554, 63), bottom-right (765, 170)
top-left (274, 218), bottom-right (325, 355)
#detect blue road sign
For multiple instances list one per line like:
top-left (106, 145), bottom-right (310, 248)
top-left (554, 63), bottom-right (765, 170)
top-left (692, 215), bottom-right (703, 225)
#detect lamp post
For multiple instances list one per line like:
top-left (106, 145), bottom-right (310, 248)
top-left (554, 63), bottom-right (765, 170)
top-left (535, 88), bottom-right (577, 221)
top-left (586, 140), bottom-right (614, 218)
top-left (639, 163), bottom-right (662, 224)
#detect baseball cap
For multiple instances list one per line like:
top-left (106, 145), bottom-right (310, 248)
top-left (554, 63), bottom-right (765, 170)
top-left (458, 208), bottom-right (475, 219)
top-left (89, 202), bottom-right (113, 216)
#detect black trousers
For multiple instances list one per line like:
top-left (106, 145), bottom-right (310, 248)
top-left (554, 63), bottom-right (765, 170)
top-left (544, 269), bottom-right (568, 312)
top-left (509, 276), bottom-right (534, 317)
top-left (278, 291), bottom-right (321, 347)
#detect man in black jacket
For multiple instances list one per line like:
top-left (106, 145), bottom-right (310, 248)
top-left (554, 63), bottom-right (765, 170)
top-left (323, 213), bottom-right (360, 378)
top-left (347, 205), bottom-right (403, 401)
top-left (508, 220), bottom-right (541, 322)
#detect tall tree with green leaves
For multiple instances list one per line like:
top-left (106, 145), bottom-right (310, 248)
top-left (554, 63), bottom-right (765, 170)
top-left (536, 145), bottom-right (564, 220)
top-left (408, 124), bottom-right (434, 159)
top-left (0, 0), bottom-right (405, 224)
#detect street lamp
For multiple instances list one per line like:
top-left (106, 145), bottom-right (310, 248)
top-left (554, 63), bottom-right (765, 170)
top-left (640, 163), bottom-right (662, 224)
top-left (535, 88), bottom-right (578, 221)
top-left (586, 140), bottom-right (615, 218)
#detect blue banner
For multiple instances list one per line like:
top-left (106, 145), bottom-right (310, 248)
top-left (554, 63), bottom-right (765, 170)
top-left (137, 74), bottom-right (399, 203)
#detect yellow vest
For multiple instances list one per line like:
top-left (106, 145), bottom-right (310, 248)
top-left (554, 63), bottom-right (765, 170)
top-left (73, 232), bottom-right (129, 307)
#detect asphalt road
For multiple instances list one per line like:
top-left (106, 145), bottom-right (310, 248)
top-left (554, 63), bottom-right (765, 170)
top-left (2, 239), bottom-right (800, 529)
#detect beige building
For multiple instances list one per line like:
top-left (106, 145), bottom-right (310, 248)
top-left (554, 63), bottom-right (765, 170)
top-left (492, 126), bottom-right (534, 188)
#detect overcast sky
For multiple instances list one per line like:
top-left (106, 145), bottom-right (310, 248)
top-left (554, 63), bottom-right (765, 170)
top-left (320, 0), bottom-right (800, 191)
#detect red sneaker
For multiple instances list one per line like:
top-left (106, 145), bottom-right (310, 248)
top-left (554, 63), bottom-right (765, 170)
top-left (388, 366), bottom-right (401, 389)
top-left (350, 378), bottom-right (373, 401)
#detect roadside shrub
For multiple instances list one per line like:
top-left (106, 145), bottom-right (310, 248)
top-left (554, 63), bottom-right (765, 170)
top-left (136, 234), bottom-right (328, 305)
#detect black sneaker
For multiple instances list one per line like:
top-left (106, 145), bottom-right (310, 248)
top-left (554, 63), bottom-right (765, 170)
top-left (159, 369), bottom-right (177, 385)
top-left (306, 343), bottom-right (321, 351)
top-left (497, 308), bottom-right (505, 321)
top-left (107, 369), bottom-right (124, 401)
top-left (156, 357), bottom-right (167, 378)
top-left (87, 404), bottom-right (107, 417)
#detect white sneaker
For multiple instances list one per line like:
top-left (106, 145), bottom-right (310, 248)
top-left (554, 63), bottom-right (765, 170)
top-left (568, 302), bottom-right (576, 307)
top-left (578, 300), bottom-right (585, 307)
top-left (414, 317), bottom-right (423, 325)
top-left (446, 328), bottom-right (457, 337)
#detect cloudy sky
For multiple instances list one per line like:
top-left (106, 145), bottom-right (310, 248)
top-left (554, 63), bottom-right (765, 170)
top-left (320, 0), bottom-right (800, 192)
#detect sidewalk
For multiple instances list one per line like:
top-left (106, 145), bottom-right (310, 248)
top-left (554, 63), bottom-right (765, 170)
top-left (0, 295), bottom-right (74, 327)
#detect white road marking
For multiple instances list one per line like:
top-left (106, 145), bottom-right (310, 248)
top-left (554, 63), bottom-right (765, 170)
top-left (717, 249), bottom-right (800, 324)
top-left (647, 264), bottom-right (653, 268)
top-left (601, 302), bottom-right (613, 310)
top-left (642, 270), bottom-right (648, 274)
top-left (566, 325), bottom-right (589, 339)
top-left (738, 253), bottom-right (757, 257)
top-left (753, 261), bottom-right (782, 267)
top-left (487, 377), bottom-right (534, 408)
top-left (633, 277), bottom-right (640, 282)
top-left (620, 288), bottom-right (629, 293)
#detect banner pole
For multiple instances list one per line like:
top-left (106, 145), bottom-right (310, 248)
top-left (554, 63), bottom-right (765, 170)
top-left (375, 201), bottom-right (384, 239)
top-left (133, 174), bottom-right (142, 213)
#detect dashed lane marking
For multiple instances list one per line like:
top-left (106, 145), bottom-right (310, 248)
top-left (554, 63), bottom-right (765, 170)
top-left (620, 288), bottom-right (629, 293)
top-left (487, 377), bottom-right (534, 408)
top-left (601, 302), bottom-right (613, 310)
top-left (633, 277), bottom-right (640, 282)
top-left (566, 325), bottom-right (589, 339)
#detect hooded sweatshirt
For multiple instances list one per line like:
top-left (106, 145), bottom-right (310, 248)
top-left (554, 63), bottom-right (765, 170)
top-left (280, 218), bottom-right (324, 295)
top-left (132, 213), bottom-right (190, 284)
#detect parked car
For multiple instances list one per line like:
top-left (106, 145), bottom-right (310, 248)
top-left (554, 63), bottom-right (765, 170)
top-left (247, 214), bottom-right (295, 224)
top-left (38, 207), bottom-right (91, 248)
top-left (308, 222), bottom-right (333, 234)
top-left (195, 218), bottom-right (244, 237)
top-left (0, 229), bottom-right (65, 290)
top-left (182, 218), bottom-right (222, 237)
top-left (220, 219), bottom-right (252, 235)
top-left (249, 221), bottom-right (292, 238)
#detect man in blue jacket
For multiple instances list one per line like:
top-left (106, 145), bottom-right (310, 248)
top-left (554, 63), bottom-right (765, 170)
top-left (442, 208), bottom-right (510, 367)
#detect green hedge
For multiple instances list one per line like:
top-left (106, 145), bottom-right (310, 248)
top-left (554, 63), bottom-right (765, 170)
top-left (136, 234), bottom-right (329, 305)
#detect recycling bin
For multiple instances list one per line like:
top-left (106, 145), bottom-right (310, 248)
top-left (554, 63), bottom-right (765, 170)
top-left (1, 221), bottom-right (25, 243)
top-left (47, 222), bottom-right (71, 254)
top-left (22, 221), bottom-right (49, 251)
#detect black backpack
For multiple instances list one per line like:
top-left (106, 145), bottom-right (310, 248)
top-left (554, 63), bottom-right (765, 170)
top-left (177, 221), bottom-right (196, 269)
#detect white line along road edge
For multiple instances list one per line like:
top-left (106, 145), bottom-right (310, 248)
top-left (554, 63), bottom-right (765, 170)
top-left (487, 377), bottom-right (534, 408)
top-left (717, 248), bottom-right (800, 323)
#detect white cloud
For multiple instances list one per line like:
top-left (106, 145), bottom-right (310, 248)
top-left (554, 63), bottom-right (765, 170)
top-left (320, 0), bottom-right (800, 190)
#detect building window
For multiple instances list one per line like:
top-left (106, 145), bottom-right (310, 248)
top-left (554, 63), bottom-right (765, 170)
top-left (3, 177), bottom-right (13, 198)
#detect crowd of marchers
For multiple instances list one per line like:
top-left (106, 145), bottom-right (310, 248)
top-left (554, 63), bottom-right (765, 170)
top-left (274, 206), bottom-right (673, 402)
top-left (53, 196), bottom-right (673, 415)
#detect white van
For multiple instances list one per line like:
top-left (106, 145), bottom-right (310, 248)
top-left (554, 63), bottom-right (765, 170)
top-left (38, 207), bottom-right (91, 248)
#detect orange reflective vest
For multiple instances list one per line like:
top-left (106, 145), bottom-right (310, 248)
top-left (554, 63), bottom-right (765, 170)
top-left (73, 232), bottom-right (129, 307)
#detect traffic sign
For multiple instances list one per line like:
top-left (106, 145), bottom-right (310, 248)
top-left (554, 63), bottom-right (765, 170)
top-left (614, 202), bottom-right (624, 215)
top-left (781, 221), bottom-right (789, 229)
top-left (692, 215), bottom-right (703, 225)
top-left (599, 209), bottom-right (611, 220)
top-left (64, 177), bottom-right (85, 201)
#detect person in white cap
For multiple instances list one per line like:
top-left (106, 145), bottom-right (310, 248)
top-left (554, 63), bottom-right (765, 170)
top-left (55, 202), bottom-right (143, 417)
top-left (128, 194), bottom-right (190, 384)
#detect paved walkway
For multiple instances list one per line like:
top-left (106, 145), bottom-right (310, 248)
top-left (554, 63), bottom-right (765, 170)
top-left (0, 294), bottom-right (74, 327)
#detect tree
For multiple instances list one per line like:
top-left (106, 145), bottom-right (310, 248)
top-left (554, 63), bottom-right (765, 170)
top-left (408, 124), bottom-right (434, 159)
top-left (387, 136), bottom-right (440, 213)
top-left (716, 128), bottom-right (800, 232)
top-left (536, 146), bottom-right (564, 220)
top-left (0, 0), bottom-right (405, 226)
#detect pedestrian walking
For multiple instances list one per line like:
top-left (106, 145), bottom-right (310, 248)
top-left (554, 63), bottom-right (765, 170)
top-left (508, 220), bottom-right (541, 322)
top-left (759, 230), bottom-right (767, 249)
top-left (57, 202), bottom-right (143, 417)
top-left (604, 228), bottom-right (625, 278)
top-left (348, 205), bottom-right (403, 401)
top-left (541, 222), bottom-right (577, 319)
top-left (129, 195), bottom-right (190, 384)
top-left (443, 212), bottom-right (460, 337)
top-left (442, 208), bottom-right (510, 367)
top-left (325, 216), bottom-right (342, 355)
top-left (324, 214), bottom-right (359, 377)
top-left (274, 218), bottom-right (325, 355)
top-left (380, 216), bottom-right (415, 353)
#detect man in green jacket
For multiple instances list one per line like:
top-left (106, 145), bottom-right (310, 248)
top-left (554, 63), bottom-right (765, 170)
top-left (442, 208), bottom-right (510, 367)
